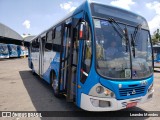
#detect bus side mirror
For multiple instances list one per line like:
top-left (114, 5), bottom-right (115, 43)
top-left (78, 20), bottom-right (89, 40)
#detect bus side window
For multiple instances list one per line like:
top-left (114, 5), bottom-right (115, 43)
top-left (31, 39), bottom-right (39, 52)
top-left (31, 40), bottom-right (36, 52)
top-left (45, 30), bottom-right (53, 51)
top-left (35, 39), bottom-right (40, 52)
top-left (80, 26), bottom-right (92, 84)
top-left (53, 25), bottom-right (62, 52)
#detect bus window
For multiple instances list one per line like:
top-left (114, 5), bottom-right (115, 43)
top-left (45, 30), bottom-right (53, 51)
top-left (31, 41), bottom-right (35, 52)
top-left (31, 39), bottom-right (39, 52)
top-left (53, 25), bottom-right (62, 52)
top-left (128, 27), bottom-right (153, 79)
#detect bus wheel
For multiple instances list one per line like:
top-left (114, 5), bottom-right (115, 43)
top-left (51, 72), bottom-right (61, 97)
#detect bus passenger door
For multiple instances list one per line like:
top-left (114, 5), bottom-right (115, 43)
top-left (60, 24), bottom-right (71, 93)
top-left (60, 22), bottom-right (78, 101)
top-left (62, 12), bottom-right (88, 103)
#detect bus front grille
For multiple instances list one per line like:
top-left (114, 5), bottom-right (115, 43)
top-left (119, 86), bottom-right (146, 96)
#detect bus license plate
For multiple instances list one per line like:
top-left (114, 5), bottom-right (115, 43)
top-left (126, 102), bottom-right (137, 108)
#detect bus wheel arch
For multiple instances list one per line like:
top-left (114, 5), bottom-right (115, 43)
top-left (50, 70), bottom-right (61, 97)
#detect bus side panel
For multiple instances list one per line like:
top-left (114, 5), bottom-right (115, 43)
top-left (28, 46), bottom-right (32, 69)
top-left (42, 52), bottom-right (60, 84)
top-left (31, 51), bottom-right (39, 74)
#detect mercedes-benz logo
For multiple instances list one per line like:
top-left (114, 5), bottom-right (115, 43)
top-left (132, 89), bottom-right (136, 94)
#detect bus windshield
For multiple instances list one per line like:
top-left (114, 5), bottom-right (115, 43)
top-left (9, 45), bottom-right (17, 52)
top-left (94, 19), bottom-right (153, 79)
top-left (0, 45), bottom-right (8, 54)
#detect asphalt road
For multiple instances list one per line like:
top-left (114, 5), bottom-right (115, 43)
top-left (0, 58), bottom-right (160, 120)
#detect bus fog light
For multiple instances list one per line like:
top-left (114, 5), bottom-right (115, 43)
top-left (90, 98), bottom-right (99, 107)
top-left (99, 100), bottom-right (111, 107)
top-left (90, 98), bottom-right (111, 107)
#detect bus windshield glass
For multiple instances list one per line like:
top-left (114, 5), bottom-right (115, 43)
top-left (91, 3), bottom-right (148, 29)
top-left (94, 19), bottom-right (153, 79)
top-left (0, 45), bottom-right (8, 54)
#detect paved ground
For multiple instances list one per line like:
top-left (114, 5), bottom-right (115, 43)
top-left (0, 58), bottom-right (160, 120)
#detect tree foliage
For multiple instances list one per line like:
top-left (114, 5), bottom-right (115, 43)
top-left (151, 29), bottom-right (160, 45)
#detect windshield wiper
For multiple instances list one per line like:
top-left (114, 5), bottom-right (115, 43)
top-left (108, 17), bottom-right (129, 52)
top-left (131, 34), bottom-right (136, 57)
top-left (131, 24), bottom-right (142, 58)
top-left (133, 24), bottom-right (142, 41)
top-left (108, 18), bottom-right (124, 37)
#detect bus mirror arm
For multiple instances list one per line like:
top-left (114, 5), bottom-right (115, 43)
top-left (77, 19), bottom-right (89, 40)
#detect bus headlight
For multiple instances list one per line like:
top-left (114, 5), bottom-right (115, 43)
top-left (148, 84), bottom-right (153, 93)
top-left (89, 84), bottom-right (115, 98)
top-left (96, 86), bottom-right (104, 94)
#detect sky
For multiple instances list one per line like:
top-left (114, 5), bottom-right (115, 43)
top-left (0, 0), bottom-right (159, 36)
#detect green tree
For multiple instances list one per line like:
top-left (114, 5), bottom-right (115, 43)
top-left (155, 29), bottom-right (160, 39)
top-left (151, 29), bottom-right (160, 45)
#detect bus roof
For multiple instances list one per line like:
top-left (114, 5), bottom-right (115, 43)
top-left (90, 1), bottom-right (145, 20)
top-left (31, 0), bottom-right (149, 42)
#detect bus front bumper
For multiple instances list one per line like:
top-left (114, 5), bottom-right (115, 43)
top-left (80, 90), bottom-right (154, 111)
top-left (0, 56), bottom-right (9, 58)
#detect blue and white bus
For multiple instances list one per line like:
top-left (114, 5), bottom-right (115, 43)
top-left (8, 44), bottom-right (28, 58)
top-left (153, 45), bottom-right (160, 63)
top-left (0, 43), bottom-right (9, 58)
top-left (28, 1), bottom-right (154, 111)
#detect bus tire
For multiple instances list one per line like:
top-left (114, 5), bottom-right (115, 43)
top-left (51, 71), bottom-right (61, 97)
